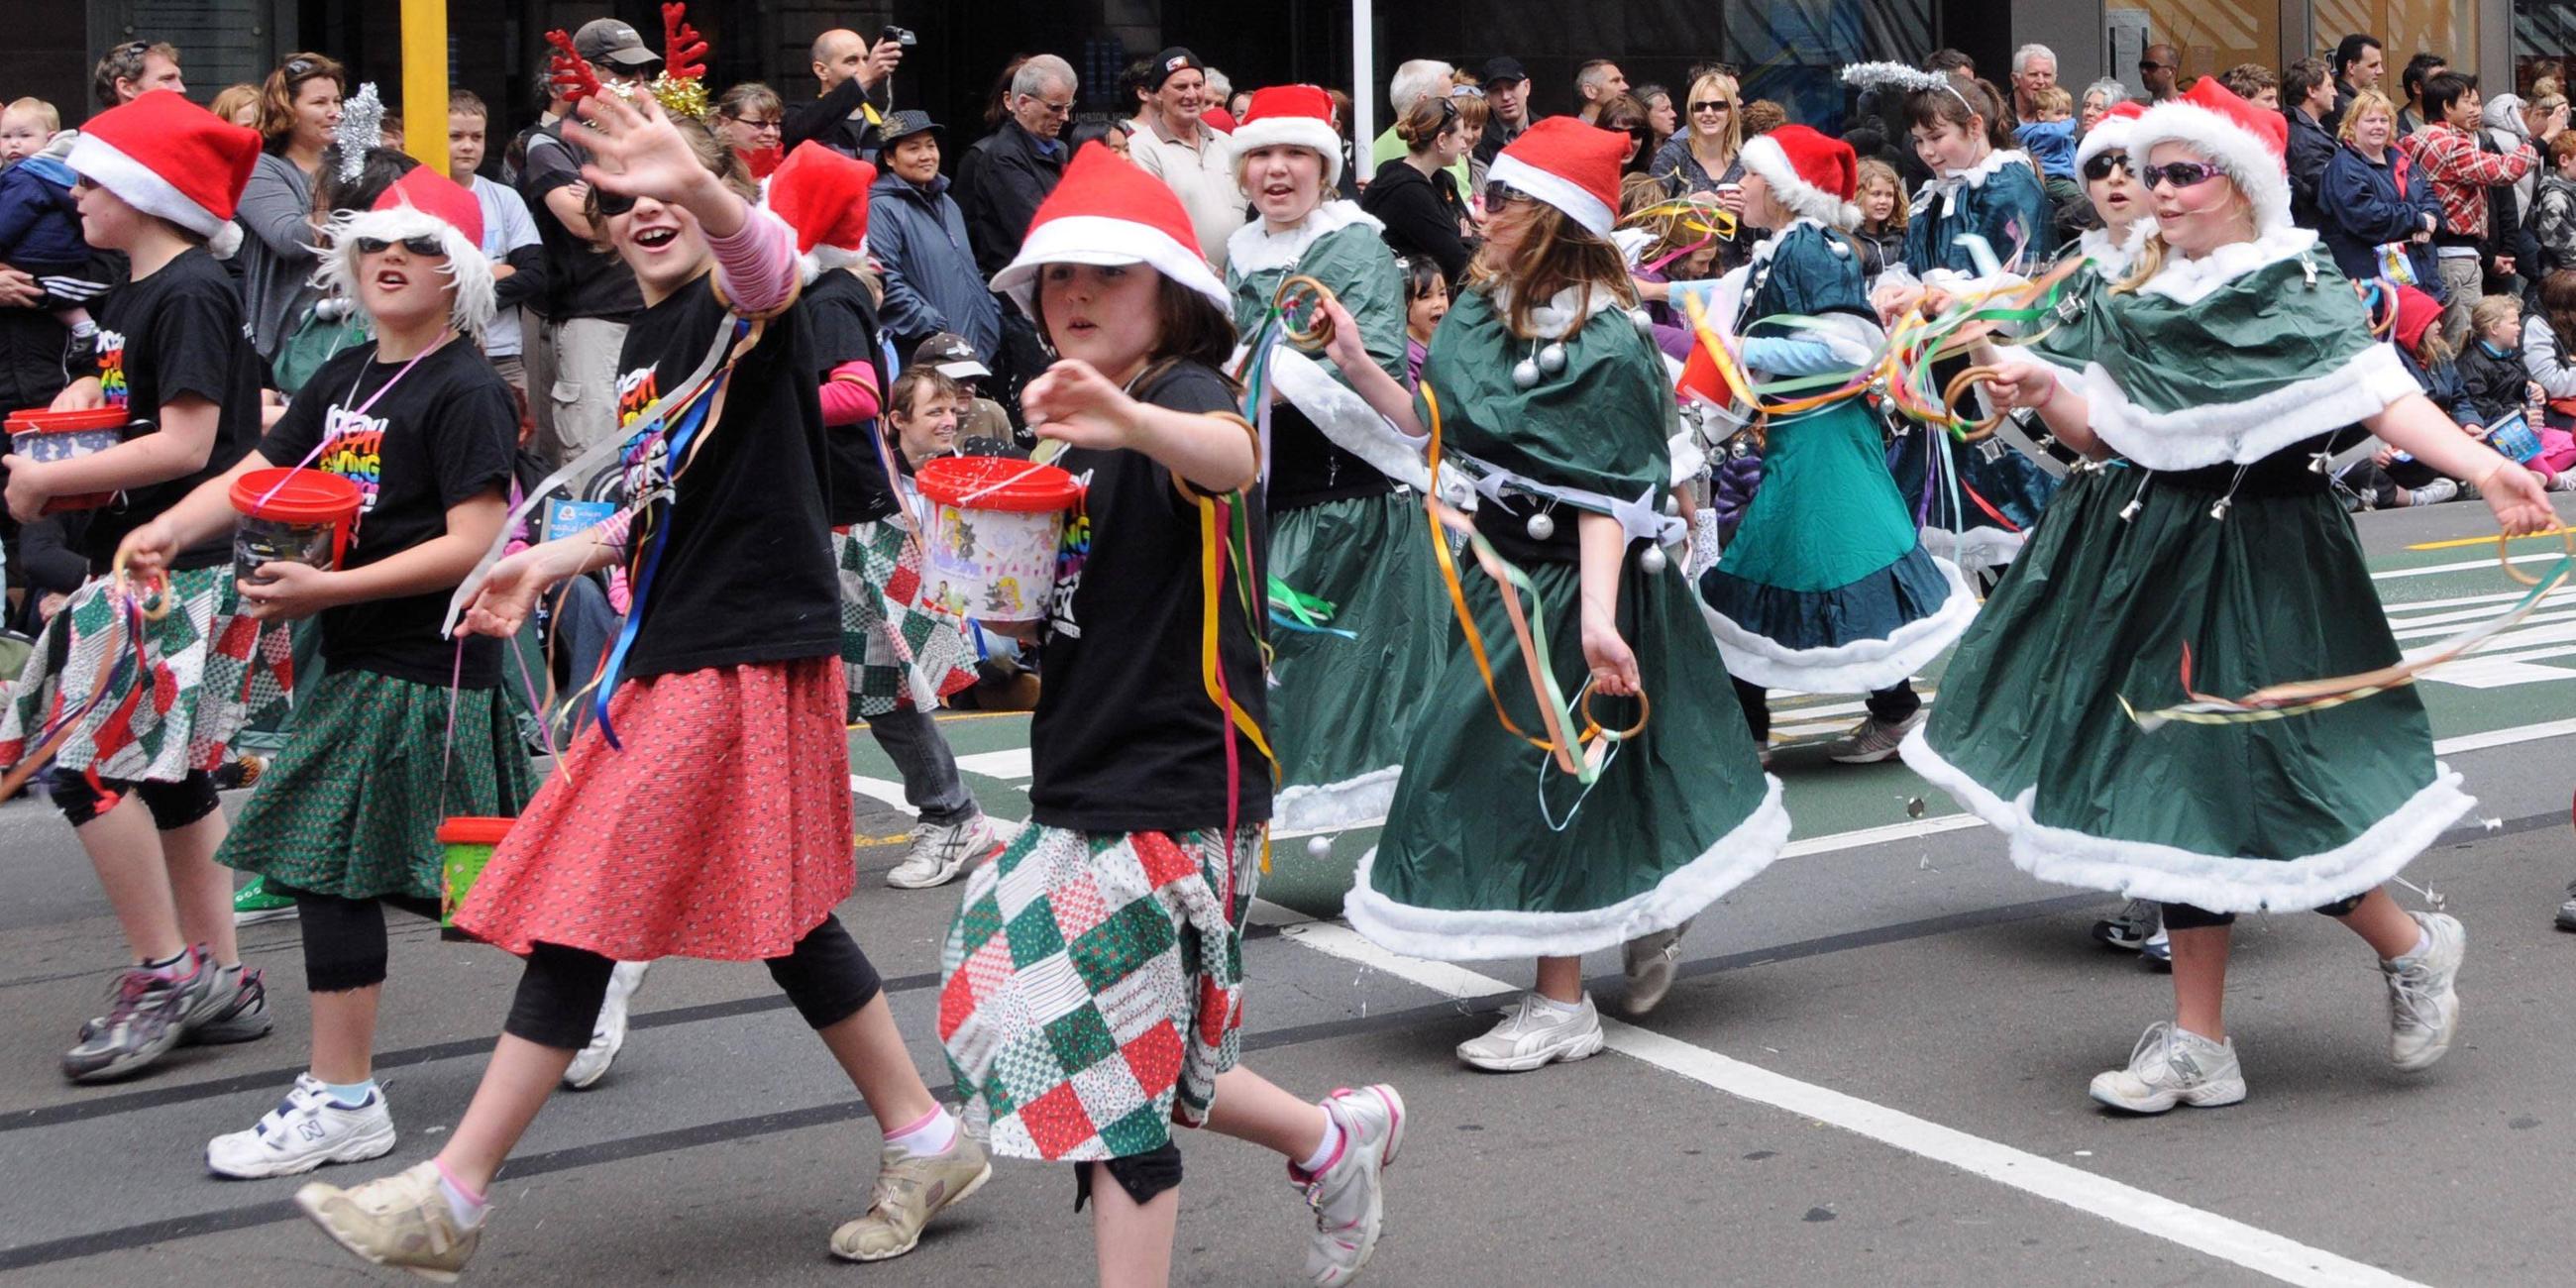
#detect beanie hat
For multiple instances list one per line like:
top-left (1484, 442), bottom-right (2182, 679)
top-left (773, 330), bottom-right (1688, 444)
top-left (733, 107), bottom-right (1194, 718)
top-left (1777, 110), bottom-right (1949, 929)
top-left (66, 89), bottom-right (259, 258)
top-left (1737, 124), bottom-right (1861, 229)
top-left (2075, 101), bottom-right (2147, 170)
top-left (765, 142), bottom-right (876, 281)
top-left (315, 166), bottom-right (497, 337)
top-left (1487, 116), bottom-right (1627, 238)
top-left (991, 141), bottom-right (1229, 312)
top-left (1230, 84), bottom-right (1344, 189)
top-left (2128, 78), bottom-right (2294, 235)
top-left (2390, 283), bottom-right (2443, 351)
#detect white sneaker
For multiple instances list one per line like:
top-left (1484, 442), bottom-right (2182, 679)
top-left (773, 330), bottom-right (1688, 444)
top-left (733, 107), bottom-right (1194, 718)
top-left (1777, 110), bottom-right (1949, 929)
top-left (2089, 1021), bottom-right (2246, 1114)
top-left (2091, 899), bottom-right (2159, 951)
top-left (1620, 919), bottom-right (1691, 1016)
top-left (2383, 912), bottom-right (2465, 1072)
top-left (887, 814), bottom-right (994, 890)
top-left (563, 961), bottom-right (650, 1090)
top-left (1294, 1084), bottom-right (1407, 1286)
top-left (1455, 993), bottom-right (1605, 1072)
top-left (1825, 707), bottom-right (1926, 764)
top-left (2408, 478), bottom-right (2461, 506)
top-left (207, 1074), bottom-right (398, 1178)
top-left (2548, 468), bottom-right (2576, 493)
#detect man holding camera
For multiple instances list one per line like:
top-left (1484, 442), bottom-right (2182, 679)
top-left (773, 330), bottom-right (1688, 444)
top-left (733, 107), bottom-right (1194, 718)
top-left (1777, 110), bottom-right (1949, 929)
top-left (787, 26), bottom-right (910, 160)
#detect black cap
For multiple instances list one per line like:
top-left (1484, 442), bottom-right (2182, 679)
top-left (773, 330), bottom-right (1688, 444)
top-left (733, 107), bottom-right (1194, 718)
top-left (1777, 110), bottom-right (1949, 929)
top-left (1150, 48), bottom-right (1205, 90)
top-left (1482, 56), bottom-right (1528, 87)
top-left (878, 109), bottom-right (942, 147)
top-left (573, 19), bottom-right (661, 70)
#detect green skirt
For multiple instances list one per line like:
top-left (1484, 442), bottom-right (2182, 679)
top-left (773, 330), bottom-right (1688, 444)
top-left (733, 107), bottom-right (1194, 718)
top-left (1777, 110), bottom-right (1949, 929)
top-left (1268, 491), bottom-right (1450, 832)
top-left (1349, 536), bottom-right (1788, 960)
top-left (219, 667), bottom-right (537, 902)
top-left (1902, 464), bottom-right (2472, 912)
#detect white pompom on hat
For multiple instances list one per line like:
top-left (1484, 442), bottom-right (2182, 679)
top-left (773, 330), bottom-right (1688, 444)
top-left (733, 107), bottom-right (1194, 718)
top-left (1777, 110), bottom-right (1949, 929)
top-left (764, 142), bottom-right (876, 282)
top-left (1737, 124), bottom-right (1862, 230)
top-left (992, 141), bottom-right (1230, 312)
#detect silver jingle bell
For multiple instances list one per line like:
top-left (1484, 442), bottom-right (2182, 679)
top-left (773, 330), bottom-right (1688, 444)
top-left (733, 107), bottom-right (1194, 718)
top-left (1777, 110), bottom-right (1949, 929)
top-left (1640, 543), bottom-right (1669, 575)
top-left (1512, 358), bottom-right (1542, 389)
top-left (1305, 834), bottom-right (1334, 860)
top-left (1525, 510), bottom-right (1556, 541)
top-left (1538, 342), bottom-right (1568, 376)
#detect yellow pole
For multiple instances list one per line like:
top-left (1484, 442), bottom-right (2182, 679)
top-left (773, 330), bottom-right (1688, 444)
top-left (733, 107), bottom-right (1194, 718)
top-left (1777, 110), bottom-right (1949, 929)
top-left (401, 0), bottom-right (450, 176)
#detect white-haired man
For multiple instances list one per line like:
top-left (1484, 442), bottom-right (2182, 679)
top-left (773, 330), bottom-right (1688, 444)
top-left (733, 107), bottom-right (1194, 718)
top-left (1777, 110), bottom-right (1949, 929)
top-left (958, 54), bottom-right (1077, 274)
top-left (1369, 58), bottom-right (1455, 168)
top-left (2010, 44), bottom-right (2058, 124)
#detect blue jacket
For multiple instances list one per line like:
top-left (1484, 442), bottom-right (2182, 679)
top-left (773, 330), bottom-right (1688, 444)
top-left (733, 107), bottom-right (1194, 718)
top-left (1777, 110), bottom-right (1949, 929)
top-left (0, 156), bottom-right (88, 270)
top-left (867, 170), bottom-right (1003, 361)
top-left (2317, 143), bottom-right (2440, 287)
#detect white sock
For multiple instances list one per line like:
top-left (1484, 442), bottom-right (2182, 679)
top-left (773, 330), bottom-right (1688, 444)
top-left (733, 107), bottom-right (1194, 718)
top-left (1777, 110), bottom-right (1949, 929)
top-left (883, 1106), bottom-right (959, 1156)
top-left (1296, 1112), bottom-right (1343, 1175)
top-left (2394, 926), bottom-right (2432, 963)
top-left (434, 1160), bottom-right (489, 1230)
top-left (1527, 992), bottom-right (1583, 1016)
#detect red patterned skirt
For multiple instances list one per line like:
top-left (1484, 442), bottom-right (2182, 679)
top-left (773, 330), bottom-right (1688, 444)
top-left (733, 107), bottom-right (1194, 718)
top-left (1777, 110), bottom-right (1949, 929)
top-left (457, 657), bottom-right (853, 961)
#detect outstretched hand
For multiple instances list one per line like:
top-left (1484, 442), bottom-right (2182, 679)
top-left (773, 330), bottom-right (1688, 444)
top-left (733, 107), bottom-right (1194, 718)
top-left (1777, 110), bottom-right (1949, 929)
top-left (576, 91), bottom-right (717, 211)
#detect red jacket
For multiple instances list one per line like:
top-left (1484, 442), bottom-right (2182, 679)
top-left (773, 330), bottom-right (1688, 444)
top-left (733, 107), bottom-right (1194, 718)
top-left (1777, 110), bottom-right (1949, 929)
top-left (2398, 122), bottom-right (2536, 241)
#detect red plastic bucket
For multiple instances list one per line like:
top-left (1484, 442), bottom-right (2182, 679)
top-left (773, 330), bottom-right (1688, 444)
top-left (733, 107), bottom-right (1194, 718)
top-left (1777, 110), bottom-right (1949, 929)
top-left (914, 457), bottom-right (1082, 625)
top-left (229, 467), bottom-right (364, 580)
top-left (5, 405), bottom-right (130, 512)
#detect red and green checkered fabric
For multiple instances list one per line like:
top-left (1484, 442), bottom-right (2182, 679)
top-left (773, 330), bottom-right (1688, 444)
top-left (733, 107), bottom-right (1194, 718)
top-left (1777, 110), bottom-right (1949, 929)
top-left (834, 520), bottom-right (978, 719)
top-left (939, 822), bottom-right (1260, 1162)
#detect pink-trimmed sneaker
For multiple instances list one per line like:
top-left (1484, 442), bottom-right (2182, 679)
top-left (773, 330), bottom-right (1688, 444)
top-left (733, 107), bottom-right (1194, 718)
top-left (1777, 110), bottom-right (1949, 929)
top-left (1291, 1084), bottom-right (1407, 1286)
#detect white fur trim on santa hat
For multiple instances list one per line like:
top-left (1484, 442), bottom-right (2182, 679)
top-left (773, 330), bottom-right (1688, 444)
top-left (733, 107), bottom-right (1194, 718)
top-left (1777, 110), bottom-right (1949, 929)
top-left (1737, 133), bottom-right (1861, 230)
top-left (65, 131), bottom-right (225, 239)
top-left (1230, 116), bottom-right (1345, 190)
top-left (800, 243), bottom-right (867, 286)
top-left (2075, 118), bottom-right (2135, 170)
top-left (1489, 153), bottom-right (1613, 238)
top-left (992, 212), bottom-right (1230, 313)
top-left (2127, 101), bottom-right (2293, 236)
top-left (313, 205), bottom-right (497, 339)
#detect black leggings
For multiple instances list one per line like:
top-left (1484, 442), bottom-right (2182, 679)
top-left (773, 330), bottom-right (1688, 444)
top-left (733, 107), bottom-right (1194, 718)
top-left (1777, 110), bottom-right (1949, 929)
top-left (287, 888), bottom-right (441, 993)
top-left (500, 912), bottom-right (881, 1050)
top-left (50, 767), bottom-right (219, 830)
top-left (2161, 893), bottom-right (2367, 931)
top-left (1733, 678), bottom-right (1919, 744)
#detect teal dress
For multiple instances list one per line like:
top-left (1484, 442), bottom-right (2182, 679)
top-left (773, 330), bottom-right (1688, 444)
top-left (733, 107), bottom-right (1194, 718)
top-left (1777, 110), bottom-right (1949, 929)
top-left (1346, 285), bottom-right (1788, 960)
top-left (1227, 205), bottom-right (1450, 833)
top-left (1903, 229), bottom-right (2471, 912)
top-left (1698, 221), bottom-right (1976, 693)
top-left (1889, 151), bottom-right (2063, 568)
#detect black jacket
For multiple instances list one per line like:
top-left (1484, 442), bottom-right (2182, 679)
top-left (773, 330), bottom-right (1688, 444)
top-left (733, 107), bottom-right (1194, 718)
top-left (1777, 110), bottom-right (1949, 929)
top-left (2287, 106), bottom-right (2338, 230)
top-left (0, 252), bottom-right (112, 414)
top-left (1358, 158), bottom-right (1472, 285)
top-left (955, 120), bottom-right (1066, 277)
top-left (2455, 337), bottom-right (2528, 426)
top-left (784, 77), bottom-right (883, 159)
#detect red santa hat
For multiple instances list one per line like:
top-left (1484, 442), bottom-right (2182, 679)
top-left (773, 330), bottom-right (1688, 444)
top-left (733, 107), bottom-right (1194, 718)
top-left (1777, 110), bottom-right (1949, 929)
top-left (991, 141), bottom-right (1229, 312)
top-left (1487, 116), bottom-right (1627, 238)
top-left (1230, 84), bottom-right (1344, 188)
top-left (317, 166), bottom-right (496, 337)
top-left (764, 142), bottom-right (876, 281)
top-left (1737, 124), bottom-right (1860, 229)
top-left (65, 89), bottom-right (259, 258)
top-left (2128, 78), bottom-right (2294, 235)
top-left (2075, 101), bottom-right (2147, 170)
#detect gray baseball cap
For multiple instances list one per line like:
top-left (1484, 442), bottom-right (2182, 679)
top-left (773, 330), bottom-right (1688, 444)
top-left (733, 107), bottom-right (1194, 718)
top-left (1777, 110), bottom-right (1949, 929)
top-left (574, 19), bottom-right (661, 70)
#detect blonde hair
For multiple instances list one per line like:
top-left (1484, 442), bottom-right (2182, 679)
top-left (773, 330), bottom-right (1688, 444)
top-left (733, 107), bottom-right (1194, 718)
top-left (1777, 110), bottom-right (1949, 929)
top-left (2337, 89), bottom-right (2396, 147)
top-left (1856, 159), bottom-right (1906, 232)
top-left (2114, 159), bottom-right (2258, 293)
top-left (3, 97), bottom-right (60, 134)
top-left (1684, 71), bottom-right (1742, 157)
top-left (2031, 85), bottom-right (2074, 116)
top-left (2470, 293), bottom-right (2522, 337)
top-left (208, 83), bottom-right (262, 129)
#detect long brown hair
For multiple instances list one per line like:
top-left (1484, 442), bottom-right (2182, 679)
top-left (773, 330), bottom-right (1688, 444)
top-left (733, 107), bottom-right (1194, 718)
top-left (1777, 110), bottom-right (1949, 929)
top-left (2541, 268), bottom-right (2576, 355)
top-left (1466, 199), bottom-right (1639, 340)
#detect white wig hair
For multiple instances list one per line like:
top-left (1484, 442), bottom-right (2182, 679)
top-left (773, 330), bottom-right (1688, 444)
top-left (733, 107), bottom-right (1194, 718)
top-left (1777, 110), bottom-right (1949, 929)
top-left (1012, 54), bottom-right (1077, 100)
top-left (2010, 45), bottom-right (2057, 75)
top-left (311, 203), bottom-right (496, 339)
top-left (1389, 59), bottom-right (1454, 116)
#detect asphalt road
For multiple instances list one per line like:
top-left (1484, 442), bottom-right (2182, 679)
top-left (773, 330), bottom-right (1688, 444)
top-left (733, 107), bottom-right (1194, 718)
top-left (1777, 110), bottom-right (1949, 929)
top-left (0, 496), bottom-right (2569, 1287)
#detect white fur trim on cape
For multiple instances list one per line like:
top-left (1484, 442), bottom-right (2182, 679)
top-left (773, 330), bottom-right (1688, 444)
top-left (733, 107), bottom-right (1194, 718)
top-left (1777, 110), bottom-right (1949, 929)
top-left (314, 206), bottom-right (497, 340)
top-left (2082, 340), bottom-right (2418, 471)
top-left (1251, 346), bottom-right (1448, 497)
top-left (2074, 219), bottom-right (2155, 277)
top-left (2130, 225), bottom-right (2318, 305)
top-left (1273, 765), bottom-right (1402, 835)
top-left (1699, 555), bottom-right (1977, 694)
top-left (1486, 283), bottom-right (1605, 341)
top-left (2128, 101), bottom-right (2294, 236)
top-left (1342, 774), bottom-right (1789, 960)
top-left (1900, 729), bottom-right (2475, 914)
top-left (1489, 153), bottom-right (1614, 238)
top-left (1223, 201), bottom-right (1380, 277)
top-left (994, 212), bottom-right (1229, 313)
top-left (1924, 149), bottom-right (2036, 197)
top-left (1917, 523), bottom-right (2023, 572)
top-left (1738, 135), bottom-right (1862, 230)
top-left (1230, 116), bottom-right (1347, 189)
top-left (64, 131), bottom-right (226, 238)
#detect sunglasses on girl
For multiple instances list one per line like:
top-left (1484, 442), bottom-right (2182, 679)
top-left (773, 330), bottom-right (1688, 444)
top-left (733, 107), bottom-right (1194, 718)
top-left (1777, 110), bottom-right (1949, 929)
top-left (2080, 152), bottom-right (2131, 181)
top-left (2142, 160), bottom-right (2223, 190)
top-left (592, 188), bottom-right (638, 217)
top-left (355, 235), bottom-right (447, 257)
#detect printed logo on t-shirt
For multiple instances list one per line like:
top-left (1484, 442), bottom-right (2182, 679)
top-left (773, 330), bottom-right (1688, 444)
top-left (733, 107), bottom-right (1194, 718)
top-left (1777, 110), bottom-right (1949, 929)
top-left (1045, 470), bottom-right (1093, 638)
top-left (317, 403), bottom-right (388, 514)
top-left (613, 364), bottom-right (669, 503)
top-left (95, 328), bottom-right (129, 409)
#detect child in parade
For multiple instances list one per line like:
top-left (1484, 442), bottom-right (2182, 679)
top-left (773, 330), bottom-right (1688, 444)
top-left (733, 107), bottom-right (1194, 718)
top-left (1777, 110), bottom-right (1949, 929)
top-left (1400, 255), bottom-right (1448, 389)
top-left (1913, 79), bottom-right (2557, 1113)
top-left (0, 90), bottom-right (277, 1083)
top-left (944, 141), bottom-right (1406, 1288)
top-left (292, 91), bottom-right (986, 1276)
top-left (1326, 118), bottom-right (1790, 1064)
top-left (114, 168), bottom-right (532, 1176)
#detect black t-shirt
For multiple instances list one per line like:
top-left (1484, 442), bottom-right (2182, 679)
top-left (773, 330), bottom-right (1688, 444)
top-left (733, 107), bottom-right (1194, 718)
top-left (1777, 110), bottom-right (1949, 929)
top-left (1028, 360), bottom-right (1270, 832)
top-left (519, 125), bottom-right (643, 322)
top-left (84, 247), bottom-right (262, 572)
top-left (609, 273), bottom-right (839, 678)
top-left (259, 340), bottom-right (516, 687)
top-left (803, 268), bottom-right (898, 525)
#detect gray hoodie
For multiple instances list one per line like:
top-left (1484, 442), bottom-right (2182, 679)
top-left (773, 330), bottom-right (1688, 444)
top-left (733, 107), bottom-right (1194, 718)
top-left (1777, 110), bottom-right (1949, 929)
top-left (2483, 93), bottom-right (2540, 218)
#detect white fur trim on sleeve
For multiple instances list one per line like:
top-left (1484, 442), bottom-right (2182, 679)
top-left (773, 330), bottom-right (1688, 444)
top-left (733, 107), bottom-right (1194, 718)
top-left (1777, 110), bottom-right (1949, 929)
top-left (2083, 340), bottom-right (2419, 471)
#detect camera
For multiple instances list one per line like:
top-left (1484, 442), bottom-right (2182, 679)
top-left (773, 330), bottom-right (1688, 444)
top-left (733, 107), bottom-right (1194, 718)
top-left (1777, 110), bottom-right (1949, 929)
top-left (880, 25), bottom-right (917, 48)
